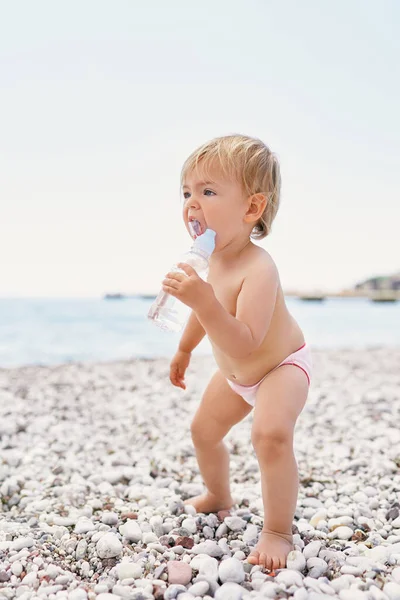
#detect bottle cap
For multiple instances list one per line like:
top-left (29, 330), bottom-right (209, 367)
top-left (192, 228), bottom-right (216, 257)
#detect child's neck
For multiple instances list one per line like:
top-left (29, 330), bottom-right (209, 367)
top-left (210, 237), bottom-right (253, 266)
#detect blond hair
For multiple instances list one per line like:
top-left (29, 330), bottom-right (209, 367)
top-left (181, 134), bottom-right (281, 239)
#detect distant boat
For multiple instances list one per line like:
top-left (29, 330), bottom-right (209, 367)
top-left (104, 293), bottom-right (126, 300)
top-left (103, 293), bottom-right (158, 300)
top-left (299, 295), bottom-right (326, 302)
top-left (369, 290), bottom-right (398, 303)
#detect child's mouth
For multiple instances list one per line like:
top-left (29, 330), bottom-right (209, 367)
top-left (188, 219), bottom-right (204, 238)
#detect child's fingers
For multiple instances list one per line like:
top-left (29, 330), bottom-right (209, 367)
top-left (176, 372), bottom-right (186, 388)
top-left (177, 376), bottom-right (186, 389)
top-left (173, 379), bottom-right (186, 389)
top-left (169, 368), bottom-right (178, 386)
top-left (171, 374), bottom-right (180, 386)
top-left (170, 367), bottom-right (185, 389)
top-left (178, 370), bottom-right (186, 387)
top-left (170, 360), bottom-right (188, 389)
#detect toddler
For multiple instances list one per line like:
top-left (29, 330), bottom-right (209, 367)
top-left (161, 134), bottom-right (312, 572)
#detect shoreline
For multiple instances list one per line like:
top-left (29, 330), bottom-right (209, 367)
top-left (1, 343), bottom-right (399, 374)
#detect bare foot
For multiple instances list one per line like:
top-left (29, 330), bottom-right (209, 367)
top-left (247, 528), bottom-right (294, 571)
top-left (183, 492), bottom-right (234, 514)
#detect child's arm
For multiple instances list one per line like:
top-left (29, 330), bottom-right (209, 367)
top-left (178, 309), bottom-right (206, 353)
top-left (195, 256), bottom-right (278, 359)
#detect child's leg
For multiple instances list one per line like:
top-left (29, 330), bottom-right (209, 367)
top-left (185, 369), bottom-right (253, 513)
top-left (248, 364), bottom-right (309, 571)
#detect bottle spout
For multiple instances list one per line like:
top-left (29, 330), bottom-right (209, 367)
top-left (188, 219), bottom-right (202, 238)
top-left (192, 227), bottom-right (216, 257)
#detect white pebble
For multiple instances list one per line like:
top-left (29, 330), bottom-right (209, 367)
top-left (143, 532), bottom-right (159, 544)
top-left (297, 521), bottom-right (315, 534)
top-left (330, 575), bottom-right (356, 592)
top-left (150, 515), bottom-right (164, 536)
top-left (21, 572), bottom-right (38, 586)
top-left (353, 491), bottom-right (369, 503)
top-left (303, 497), bottom-right (324, 508)
top-left (164, 584), bottom-right (187, 600)
top-left (364, 486), bottom-right (379, 497)
top-left (11, 562), bottom-right (23, 576)
top-left (306, 557), bottom-right (328, 578)
top-left (384, 582), bottom-right (400, 600)
top-left (293, 534), bottom-right (304, 549)
top-left (287, 550), bottom-right (306, 572)
top-left (339, 589), bottom-right (369, 600)
top-left (242, 524), bottom-right (258, 544)
top-left (366, 545), bottom-right (390, 562)
top-left (119, 520), bottom-right (142, 543)
top-left (340, 565), bottom-right (363, 576)
top-left (116, 561), bottom-right (143, 580)
top-left (328, 516), bottom-right (353, 528)
top-left (218, 558), bottom-right (245, 584)
top-left (224, 516), bottom-right (247, 531)
top-left (275, 569), bottom-right (304, 587)
top-left (328, 526), bottom-right (353, 540)
top-left (101, 511), bottom-right (119, 526)
top-left (188, 581), bottom-right (210, 596)
top-left (182, 518), bottom-right (197, 533)
top-left (369, 585), bottom-right (391, 600)
top-left (10, 536), bottom-right (35, 551)
top-left (96, 532), bottom-right (122, 558)
top-left (69, 589), bottom-right (88, 600)
top-left (310, 509), bottom-right (328, 527)
top-left (260, 581), bottom-right (281, 598)
top-left (192, 541), bottom-right (223, 558)
top-left (303, 541), bottom-right (322, 560)
top-left (214, 582), bottom-right (245, 600)
top-left (74, 518), bottom-right (96, 534)
top-left (293, 588), bottom-right (309, 600)
top-left (184, 504), bottom-right (197, 516)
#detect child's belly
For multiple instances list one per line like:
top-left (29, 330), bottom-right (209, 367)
top-left (211, 307), bottom-right (305, 386)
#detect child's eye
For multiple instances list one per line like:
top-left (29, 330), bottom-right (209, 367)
top-left (183, 192), bottom-right (191, 199)
top-left (204, 189), bottom-right (216, 196)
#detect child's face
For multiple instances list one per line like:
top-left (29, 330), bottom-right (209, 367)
top-left (182, 163), bottom-right (250, 251)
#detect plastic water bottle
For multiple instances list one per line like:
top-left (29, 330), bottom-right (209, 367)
top-left (148, 223), bottom-right (216, 332)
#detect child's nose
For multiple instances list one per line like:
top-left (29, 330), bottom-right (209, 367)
top-left (186, 201), bottom-right (197, 211)
top-left (186, 194), bottom-right (201, 207)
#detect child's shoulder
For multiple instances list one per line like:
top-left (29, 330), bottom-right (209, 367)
top-left (247, 243), bottom-right (278, 272)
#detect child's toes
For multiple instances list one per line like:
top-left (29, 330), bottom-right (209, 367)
top-left (272, 556), bottom-right (281, 570)
top-left (247, 549), bottom-right (260, 564)
top-left (260, 552), bottom-right (271, 571)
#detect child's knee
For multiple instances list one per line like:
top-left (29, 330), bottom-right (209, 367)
top-left (190, 417), bottom-right (226, 447)
top-left (251, 425), bottom-right (293, 456)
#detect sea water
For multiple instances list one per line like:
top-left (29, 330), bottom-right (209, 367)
top-left (0, 296), bottom-right (399, 367)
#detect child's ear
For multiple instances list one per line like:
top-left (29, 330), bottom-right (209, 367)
top-left (244, 193), bottom-right (267, 223)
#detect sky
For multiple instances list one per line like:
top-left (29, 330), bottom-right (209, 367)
top-left (1, 0), bottom-right (399, 297)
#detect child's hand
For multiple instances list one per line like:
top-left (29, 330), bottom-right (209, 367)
top-left (162, 263), bottom-right (215, 312)
top-left (170, 349), bottom-right (191, 389)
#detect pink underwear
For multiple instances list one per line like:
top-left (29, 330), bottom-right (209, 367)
top-left (226, 343), bottom-right (312, 407)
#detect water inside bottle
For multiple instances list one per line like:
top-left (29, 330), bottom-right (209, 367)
top-left (147, 289), bottom-right (190, 332)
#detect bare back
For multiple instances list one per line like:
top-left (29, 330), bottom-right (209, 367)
top-left (207, 242), bottom-right (305, 386)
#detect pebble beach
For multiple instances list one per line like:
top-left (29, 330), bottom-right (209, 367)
top-left (1, 346), bottom-right (400, 600)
